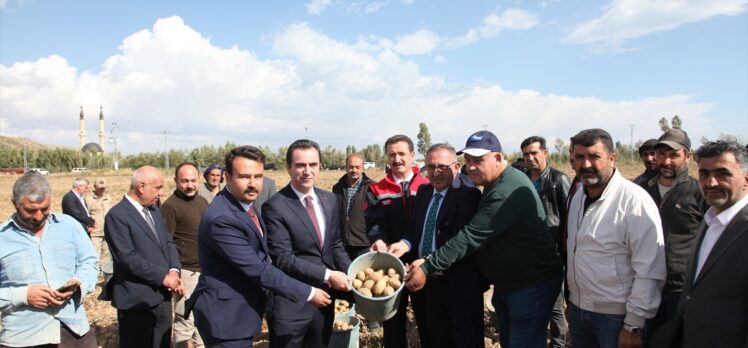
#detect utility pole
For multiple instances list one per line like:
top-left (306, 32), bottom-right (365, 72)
top-left (160, 130), bottom-right (169, 168)
top-left (629, 123), bottom-right (635, 162)
top-left (110, 122), bottom-right (120, 170)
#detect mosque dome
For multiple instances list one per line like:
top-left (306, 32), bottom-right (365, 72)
top-left (81, 142), bottom-right (104, 153)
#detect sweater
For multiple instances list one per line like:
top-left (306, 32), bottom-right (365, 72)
top-left (161, 190), bottom-right (209, 272)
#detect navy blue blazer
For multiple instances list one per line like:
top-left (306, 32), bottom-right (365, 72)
top-left (61, 190), bottom-right (95, 229)
top-left (104, 196), bottom-right (181, 310)
top-left (262, 185), bottom-right (351, 319)
top-left (404, 174), bottom-right (488, 299)
top-left (188, 188), bottom-right (310, 341)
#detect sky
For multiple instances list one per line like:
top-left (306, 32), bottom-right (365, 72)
top-left (1, 0), bottom-right (746, 155)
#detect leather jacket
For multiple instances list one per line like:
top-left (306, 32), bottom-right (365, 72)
top-left (532, 166), bottom-right (571, 244)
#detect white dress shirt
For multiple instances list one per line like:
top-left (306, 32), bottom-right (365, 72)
top-left (695, 193), bottom-right (748, 277)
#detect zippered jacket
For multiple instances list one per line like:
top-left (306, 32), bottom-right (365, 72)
top-left (567, 169), bottom-right (666, 327)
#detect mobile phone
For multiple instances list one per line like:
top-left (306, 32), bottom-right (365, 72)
top-left (56, 283), bottom-right (78, 293)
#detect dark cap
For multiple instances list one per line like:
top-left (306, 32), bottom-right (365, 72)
top-left (203, 165), bottom-right (224, 181)
top-left (638, 138), bottom-right (658, 155)
top-left (93, 178), bottom-right (106, 189)
top-left (657, 129), bottom-right (691, 151)
top-left (457, 130), bottom-right (502, 156)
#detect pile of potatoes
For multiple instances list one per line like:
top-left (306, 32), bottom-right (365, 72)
top-left (333, 320), bottom-right (355, 332)
top-left (352, 267), bottom-right (402, 298)
top-left (334, 300), bottom-right (351, 316)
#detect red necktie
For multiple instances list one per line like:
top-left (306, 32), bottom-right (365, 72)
top-left (247, 208), bottom-right (263, 237)
top-left (304, 195), bottom-right (323, 248)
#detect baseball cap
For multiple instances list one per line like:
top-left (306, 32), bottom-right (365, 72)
top-left (93, 178), bottom-right (106, 189)
top-left (457, 130), bottom-right (502, 157)
top-left (657, 129), bottom-right (691, 151)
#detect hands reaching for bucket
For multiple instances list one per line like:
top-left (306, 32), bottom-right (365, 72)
top-left (404, 258), bottom-right (427, 292)
top-left (310, 287), bottom-right (332, 308)
top-left (328, 270), bottom-right (352, 291)
top-left (370, 239), bottom-right (388, 252)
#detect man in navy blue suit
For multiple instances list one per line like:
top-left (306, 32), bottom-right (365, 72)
top-left (104, 165), bottom-right (184, 348)
top-left (61, 177), bottom-right (95, 233)
top-left (188, 145), bottom-right (331, 348)
top-left (263, 139), bottom-right (352, 348)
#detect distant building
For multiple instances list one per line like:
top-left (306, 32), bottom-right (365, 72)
top-left (79, 106), bottom-right (106, 153)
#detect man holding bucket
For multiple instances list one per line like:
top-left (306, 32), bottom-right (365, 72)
top-left (405, 130), bottom-right (563, 348)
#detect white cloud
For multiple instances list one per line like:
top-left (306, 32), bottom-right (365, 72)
top-left (306, 0), bottom-right (333, 15)
top-left (345, 0), bottom-right (390, 14)
top-left (434, 55), bottom-right (447, 64)
top-left (401, 0), bottom-right (414, 4)
top-left (0, 16), bottom-right (717, 154)
top-left (565, 0), bottom-right (748, 53)
top-left (391, 29), bottom-right (442, 55)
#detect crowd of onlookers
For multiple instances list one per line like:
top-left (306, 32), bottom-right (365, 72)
top-left (1, 127), bottom-right (746, 348)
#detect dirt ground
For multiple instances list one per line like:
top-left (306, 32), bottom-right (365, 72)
top-left (0, 163), bottom-right (694, 347)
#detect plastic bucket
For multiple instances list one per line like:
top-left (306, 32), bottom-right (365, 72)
top-left (334, 299), bottom-right (356, 320)
top-left (347, 252), bottom-right (405, 322)
top-left (329, 315), bottom-right (361, 348)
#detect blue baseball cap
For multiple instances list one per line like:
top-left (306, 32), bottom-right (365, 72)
top-left (457, 130), bottom-right (502, 156)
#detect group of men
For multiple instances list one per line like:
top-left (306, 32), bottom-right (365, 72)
top-left (1, 127), bottom-right (746, 348)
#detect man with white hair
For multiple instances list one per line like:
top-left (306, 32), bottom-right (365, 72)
top-left (62, 177), bottom-right (95, 233)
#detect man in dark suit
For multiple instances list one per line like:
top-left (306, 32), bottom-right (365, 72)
top-left (62, 177), bottom-right (95, 233)
top-left (104, 165), bottom-right (184, 348)
top-left (262, 139), bottom-right (352, 348)
top-left (652, 140), bottom-right (748, 348)
top-left (388, 143), bottom-right (485, 347)
top-left (187, 146), bottom-right (330, 348)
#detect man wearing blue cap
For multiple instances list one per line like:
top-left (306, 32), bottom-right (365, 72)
top-left (406, 130), bottom-right (563, 348)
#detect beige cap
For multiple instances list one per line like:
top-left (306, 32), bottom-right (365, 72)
top-left (93, 178), bottom-right (106, 189)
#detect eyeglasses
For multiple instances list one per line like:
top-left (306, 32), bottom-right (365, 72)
top-left (425, 162), bottom-right (457, 173)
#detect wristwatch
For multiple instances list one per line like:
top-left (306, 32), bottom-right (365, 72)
top-left (623, 323), bottom-right (643, 336)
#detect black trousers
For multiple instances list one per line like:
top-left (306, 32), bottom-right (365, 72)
top-left (268, 305), bottom-right (334, 348)
top-left (117, 300), bottom-right (172, 348)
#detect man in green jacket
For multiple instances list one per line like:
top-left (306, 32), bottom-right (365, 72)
top-left (406, 130), bottom-right (563, 348)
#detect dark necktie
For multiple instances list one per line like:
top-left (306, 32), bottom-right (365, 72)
top-left (304, 195), bottom-right (323, 248)
top-left (141, 206), bottom-right (160, 242)
top-left (247, 207), bottom-right (263, 237)
top-left (421, 193), bottom-right (442, 256)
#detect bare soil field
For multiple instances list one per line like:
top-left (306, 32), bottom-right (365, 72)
top-left (0, 162), bottom-right (696, 347)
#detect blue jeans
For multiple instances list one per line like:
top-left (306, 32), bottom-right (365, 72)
top-left (491, 274), bottom-right (562, 348)
top-left (568, 303), bottom-right (625, 348)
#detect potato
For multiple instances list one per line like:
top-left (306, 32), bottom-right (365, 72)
top-left (391, 273), bottom-right (401, 281)
top-left (363, 279), bottom-right (375, 289)
top-left (369, 271), bottom-right (383, 282)
top-left (381, 275), bottom-right (390, 284)
top-left (356, 271), bottom-right (366, 281)
top-left (383, 286), bottom-right (395, 296)
top-left (387, 277), bottom-right (401, 289)
top-left (372, 279), bottom-right (387, 296)
top-left (358, 287), bottom-right (372, 297)
top-left (364, 268), bottom-right (374, 276)
top-left (352, 279), bottom-right (363, 289)
top-left (387, 268), bottom-right (397, 277)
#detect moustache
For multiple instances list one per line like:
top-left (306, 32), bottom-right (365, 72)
top-left (244, 189), bottom-right (259, 194)
top-left (579, 167), bottom-right (598, 175)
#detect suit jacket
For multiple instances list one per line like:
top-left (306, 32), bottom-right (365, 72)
top-left (104, 196), bottom-right (181, 310)
top-left (255, 176), bottom-right (278, 211)
top-left (676, 203), bottom-right (748, 348)
top-left (62, 190), bottom-right (95, 229)
top-left (187, 188), bottom-right (310, 341)
top-left (262, 185), bottom-right (351, 319)
top-left (404, 174), bottom-right (487, 299)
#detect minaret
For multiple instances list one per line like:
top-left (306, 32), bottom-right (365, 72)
top-left (79, 106), bottom-right (86, 149)
top-left (98, 106), bottom-right (106, 151)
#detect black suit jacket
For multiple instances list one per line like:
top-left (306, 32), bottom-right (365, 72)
top-left (104, 196), bottom-right (181, 310)
top-left (262, 185), bottom-right (351, 319)
top-left (62, 190), bottom-right (95, 229)
top-left (404, 174), bottom-right (487, 299)
top-left (187, 188), bottom-right (310, 341)
top-left (653, 202), bottom-right (748, 348)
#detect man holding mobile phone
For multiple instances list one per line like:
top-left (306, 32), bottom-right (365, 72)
top-left (0, 173), bottom-right (99, 347)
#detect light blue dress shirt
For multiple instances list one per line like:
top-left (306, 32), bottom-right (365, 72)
top-left (0, 213), bottom-right (99, 346)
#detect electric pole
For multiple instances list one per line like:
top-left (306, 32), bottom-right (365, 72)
top-left (160, 130), bottom-right (170, 168)
top-left (629, 123), bottom-right (635, 162)
top-left (110, 122), bottom-right (119, 170)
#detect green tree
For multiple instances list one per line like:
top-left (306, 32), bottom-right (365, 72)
top-left (671, 115), bottom-right (682, 129)
top-left (659, 117), bottom-right (670, 132)
top-left (416, 122), bottom-right (432, 157)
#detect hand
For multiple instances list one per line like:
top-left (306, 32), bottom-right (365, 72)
top-left (86, 226), bottom-right (93, 234)
top-left (27, 284), bottom-right (64, 309)
top-left (309, 287), bottom-right (332, 308)
top-left (404, 259), bottom-right (427, 292)
top-left (52, 279), bottom-right (81, 301)
top-left (171, 279), bottom-right (185, 296)
top-left (387, 240), bottom-right (410, 258)
top-left (162, 270), bottom-right (180, 290)
top-left (618, 328), bottom-right (642, 348)
top-left (370, 239), bottom-right (387, 252)
top-left (328, 270), bottom-right (352, 292)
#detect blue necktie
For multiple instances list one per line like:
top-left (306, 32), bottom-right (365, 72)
top-left (421, 193), bottom-right (442, 256)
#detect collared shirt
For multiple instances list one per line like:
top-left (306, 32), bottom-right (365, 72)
top-left (345, 177), bottom-right (362, 216)
top-left (393, 171), bottom-right (415, 186)
top-left (696, 193), bottom-right (748, 277)
top-left (290, 186), bottom-right (327, 242)
top-left (0, 213), bottom-right (98, 346)
top-left (419, 188), bottom-right (447, 257)
top-left (124, 194), bottom-right (179, 274)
